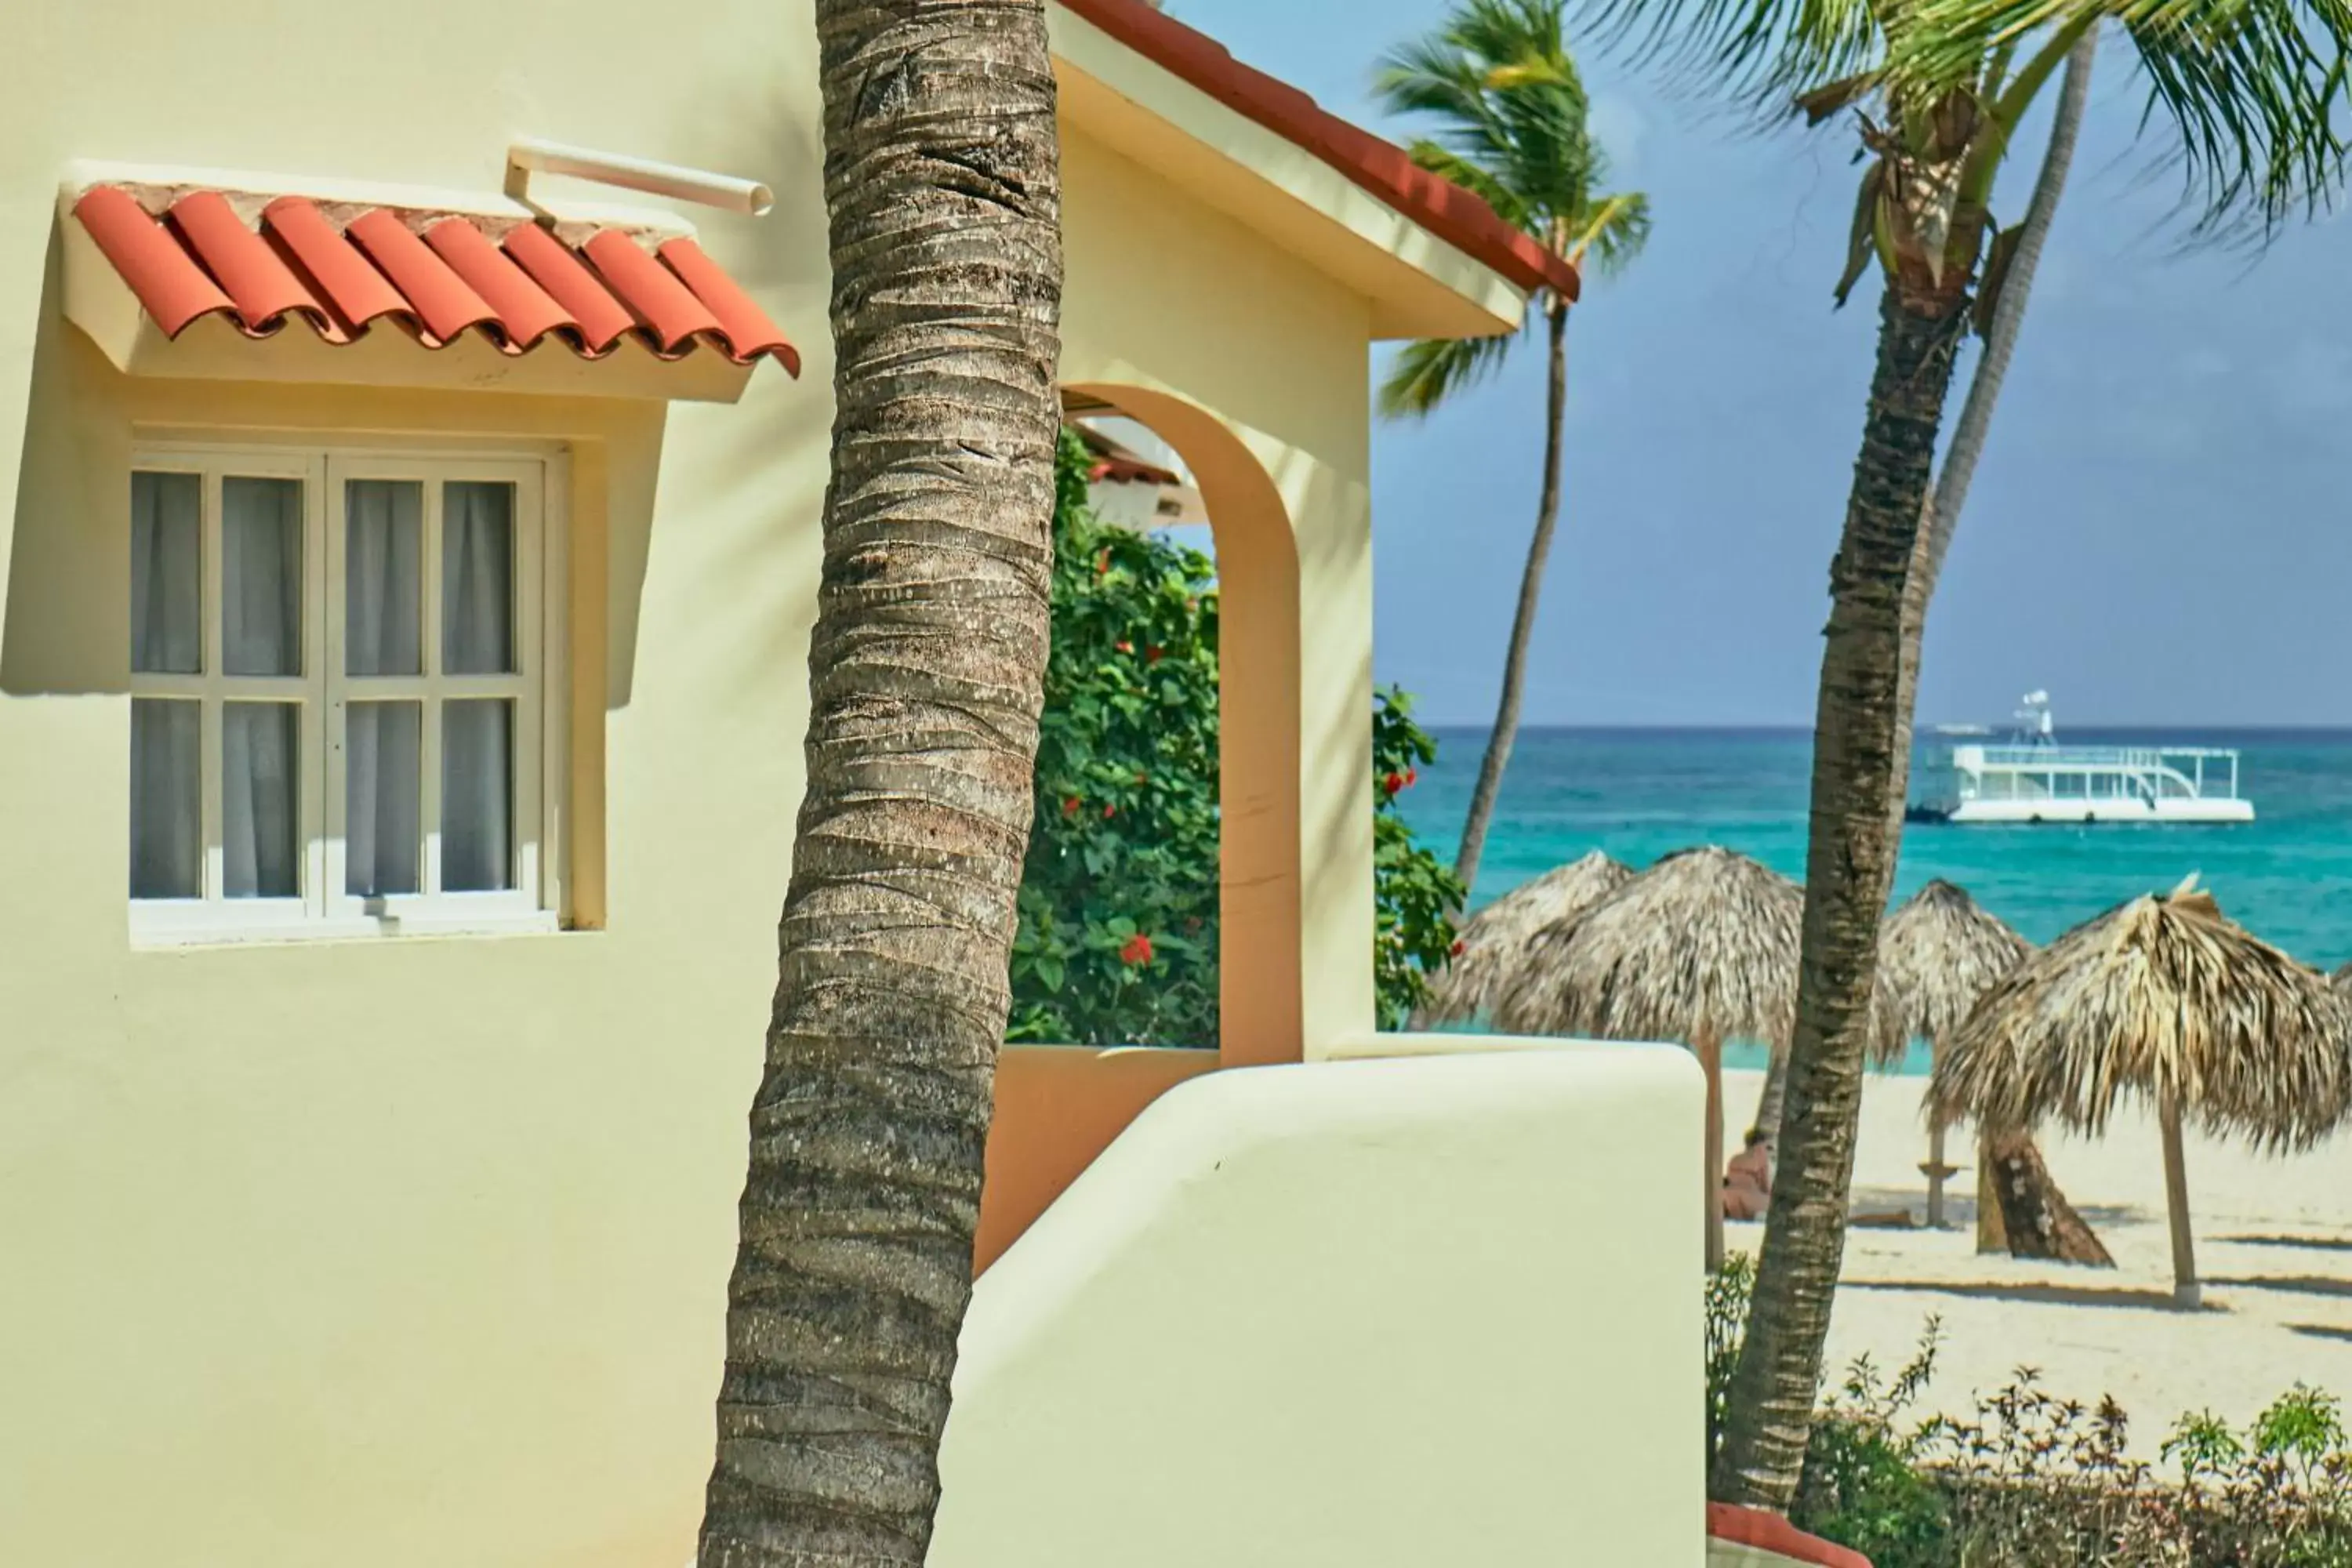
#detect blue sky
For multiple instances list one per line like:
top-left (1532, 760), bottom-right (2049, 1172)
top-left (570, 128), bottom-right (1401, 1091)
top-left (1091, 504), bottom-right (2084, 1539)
top-left (1171, 1), bottom-right (2352, 728)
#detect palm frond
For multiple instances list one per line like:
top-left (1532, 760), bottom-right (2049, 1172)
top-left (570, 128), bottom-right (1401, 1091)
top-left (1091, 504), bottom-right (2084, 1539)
top-left (1377, 0), bottom-right (1616, 232)
top-left (1890, 0), bottom-right (2346, 234)
top-left (1570, 189), bottom-right (1656, 275)
top-left (1575, 0), bottom-right (1896, 123)
top-left (1378, 332), bottom-right (1523, 418)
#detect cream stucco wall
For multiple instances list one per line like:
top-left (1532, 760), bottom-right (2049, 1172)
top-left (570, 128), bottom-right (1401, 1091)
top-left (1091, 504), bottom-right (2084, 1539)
top-left (936, 1047), bottom-right (1708, 1568)
top-left (0, 4), bottom-right (1463, 1566)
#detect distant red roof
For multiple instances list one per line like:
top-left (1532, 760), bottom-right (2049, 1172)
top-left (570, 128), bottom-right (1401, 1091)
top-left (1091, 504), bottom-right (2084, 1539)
top-left (73, 183), bottom-right (799, 373)
top-left (1060, 0), bottom-right (1579, 303)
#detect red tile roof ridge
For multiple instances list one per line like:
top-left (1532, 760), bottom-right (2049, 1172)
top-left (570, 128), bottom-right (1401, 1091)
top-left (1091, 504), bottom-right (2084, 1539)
top-left (70, 180), bottom-right (798, 374)
top-left (1057, 0), bottom-right (1580, 303)
top-left (82, 178), bottom-right (687, 254)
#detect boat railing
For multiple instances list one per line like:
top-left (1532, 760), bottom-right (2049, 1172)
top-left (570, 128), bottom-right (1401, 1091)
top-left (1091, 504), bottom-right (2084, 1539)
top-left (1971, 746), bottom-right (2238, 768)
top-left (1950, 745), bottom-right (2242, 802)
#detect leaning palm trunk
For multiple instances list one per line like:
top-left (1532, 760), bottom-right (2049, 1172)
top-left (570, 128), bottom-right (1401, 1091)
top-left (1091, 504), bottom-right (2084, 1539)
top-left (1711, 278), bottom-right (1973, 1510)
top-left (1978, 1126), bottom-right (2115, 1264)
top-left (1454, 303), bottom-right (1570, 893)
top-left (696, 5), bottom-right (1065, 1565)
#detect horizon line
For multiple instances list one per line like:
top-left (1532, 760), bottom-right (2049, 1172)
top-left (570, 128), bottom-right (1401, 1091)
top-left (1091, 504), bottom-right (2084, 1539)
top-left (1417, 720), bottom-right (2352, 733)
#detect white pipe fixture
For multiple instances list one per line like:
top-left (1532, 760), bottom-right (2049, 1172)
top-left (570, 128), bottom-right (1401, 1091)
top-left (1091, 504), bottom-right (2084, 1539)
top-left (506, 137), bottom-right (774, 216)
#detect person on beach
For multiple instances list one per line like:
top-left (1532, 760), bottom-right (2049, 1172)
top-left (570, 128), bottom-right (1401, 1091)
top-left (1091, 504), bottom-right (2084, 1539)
top-left (1723, 1128), bottom-right (1772, 1221)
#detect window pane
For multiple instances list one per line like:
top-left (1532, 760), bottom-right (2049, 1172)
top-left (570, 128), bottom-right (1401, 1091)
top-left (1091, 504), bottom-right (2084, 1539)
top-left (223, 476), bottom-right (303, 677)
top-left (347, 701), bottom-right (422, 898)
top-left (223, 702), bottom-right (299, 898)
top-left (346, 479), bottom-right (423, 676)
top-left (442, 699), bottom-right (512, 892)
top-left (131, 471), bottom-right (201, 675)
top-left (129, 699), bottom-right (201, 898)
top-left (443, 481), bottom-right (515, 675)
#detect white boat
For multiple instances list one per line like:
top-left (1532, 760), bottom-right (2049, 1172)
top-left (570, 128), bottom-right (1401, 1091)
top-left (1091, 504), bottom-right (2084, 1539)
top-left (1907, 692), bottom-right (2254, 826)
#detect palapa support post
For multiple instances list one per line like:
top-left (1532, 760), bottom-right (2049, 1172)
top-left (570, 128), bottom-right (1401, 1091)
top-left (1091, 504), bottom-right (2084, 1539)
top-left (1700, 1029), bottom-right (1726, 1275)
top-left (2159, 1091), bottom-right (2201, 1309)
top-left (1920, 1121), bottom-right (1960, 1229)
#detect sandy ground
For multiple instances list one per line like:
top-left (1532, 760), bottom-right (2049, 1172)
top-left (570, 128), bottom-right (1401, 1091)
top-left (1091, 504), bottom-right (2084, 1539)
top-left (1719, 1066), bottom-right (2352, 1448)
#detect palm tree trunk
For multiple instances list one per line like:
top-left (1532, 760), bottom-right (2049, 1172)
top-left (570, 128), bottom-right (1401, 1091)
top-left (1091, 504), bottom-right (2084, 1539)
top-left (697, 6), bottom-right (1064, 1565)
top-left (1710, 281), bottom-right (1969, 1512)
top-left (1974, 1136), bottom-right (2009, 1251)
top-left (2160, 1092), bottom-right (2201, 1308)
top-left (1700, 1027), bottom-right (1726, 1273)
top-left (1751, 1046), bottom-right (1789, 1155)
top-left (1454, 302), bottom-right (1570, 895)
top-left (1980, 1125), bottom-right (2114, 1265)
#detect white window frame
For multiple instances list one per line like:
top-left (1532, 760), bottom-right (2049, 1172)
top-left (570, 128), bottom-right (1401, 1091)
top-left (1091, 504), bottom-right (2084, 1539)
top-left (128, 437), bottom-right (569, 946)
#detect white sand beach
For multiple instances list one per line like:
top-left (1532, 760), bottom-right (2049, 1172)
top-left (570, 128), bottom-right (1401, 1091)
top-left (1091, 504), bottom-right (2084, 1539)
top-left (1720, 1066), bottom-right (2352, 1447)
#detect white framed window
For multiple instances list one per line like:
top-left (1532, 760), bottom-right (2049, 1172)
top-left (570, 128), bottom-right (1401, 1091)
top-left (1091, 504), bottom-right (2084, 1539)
top-left (128, 441), bottom-right (567, 943)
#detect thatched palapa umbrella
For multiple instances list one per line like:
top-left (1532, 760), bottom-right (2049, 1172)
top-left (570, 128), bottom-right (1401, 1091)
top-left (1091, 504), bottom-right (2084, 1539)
top-left (1933, 877), bottom-right (2352, 1308)
top-left (1880, 880), bottom-right (2111, 1263)
top-left (1492, 845), bottom-right (1899, 1270)
top-left (2332, 962), bottom-right (2352, 993)
top-left (1415, 851), bottom-right (1633, 1027)
top-left (1880, 880), bottom-right (2030, 1229)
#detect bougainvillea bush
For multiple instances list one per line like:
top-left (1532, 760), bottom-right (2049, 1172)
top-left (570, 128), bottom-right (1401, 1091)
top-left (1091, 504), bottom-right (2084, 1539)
top-left (1008, 430), bottom-right (1461, 1047)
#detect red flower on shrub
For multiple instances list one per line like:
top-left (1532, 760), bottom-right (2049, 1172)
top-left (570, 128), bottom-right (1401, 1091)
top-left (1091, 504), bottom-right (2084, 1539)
top-left (1114, 640), bottom-right (1134, 655)
top-left (1095, 549), bottom-right (1111, 576)
top-left (1102, 803), bottom-right (1116, 819)
top-left (1120, 932), bottom-right (1154, 966)
top-left (1450, 938), bottom-right (1467, 957)
top-left (1062, 795), bottom-right (1082, 818)
top-left (1405, 768), bottom-right (1418, 786)
top-left (1383, 772), bottom-right (1405, 796)
top-left (1146, 645), bottom-right (1164, 663)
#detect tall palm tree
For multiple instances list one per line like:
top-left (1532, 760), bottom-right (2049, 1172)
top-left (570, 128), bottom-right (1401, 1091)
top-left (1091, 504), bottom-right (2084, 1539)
top-left (1374, 0), bottom-right (1652, 897)
top-left (695, 5), bottom-right (1065, 1564)
top-left (1572, 0), bottom-right (2352, 1512)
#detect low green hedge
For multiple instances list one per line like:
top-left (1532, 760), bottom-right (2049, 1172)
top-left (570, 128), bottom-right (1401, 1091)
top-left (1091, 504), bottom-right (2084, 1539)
top-left (1708, 1258), bottom-right (2352, 1566)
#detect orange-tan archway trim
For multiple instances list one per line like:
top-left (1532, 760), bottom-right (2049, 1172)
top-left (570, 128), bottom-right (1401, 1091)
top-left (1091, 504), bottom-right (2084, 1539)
top-left (978, 379), bottom-right (1367, 1274)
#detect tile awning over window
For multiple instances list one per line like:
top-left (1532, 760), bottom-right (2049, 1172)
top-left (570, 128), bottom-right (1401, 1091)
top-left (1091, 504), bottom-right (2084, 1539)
top-left (70, 181), bottom-right (798, 380)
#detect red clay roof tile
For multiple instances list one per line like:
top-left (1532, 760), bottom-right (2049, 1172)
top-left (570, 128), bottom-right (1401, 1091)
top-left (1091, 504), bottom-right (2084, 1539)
top-left (583, 230), bottom-right (724, 354)
top-left (262, 196), bottom-right (412, 334)
top-left (74, 185), bottom-right (234, 338)
top-left (423, 218), bottom-right (575, 349)
top-left (344, 209), bottom-right (498, 345)
top-left (1059, 0), bottom-right (1580, 303)
top-left (500, 221), bottom-right (641, 353)
top-left (656, 238), bottom-right (801, 377)
top-left (72, 183), bottom-right (800, 375)
top-left (167, 190), bottom-right (331, 338)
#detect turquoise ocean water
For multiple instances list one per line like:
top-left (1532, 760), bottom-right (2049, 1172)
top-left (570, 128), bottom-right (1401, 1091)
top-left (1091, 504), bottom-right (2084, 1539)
top-left (1401, 728), bottom-right (2352, 1071)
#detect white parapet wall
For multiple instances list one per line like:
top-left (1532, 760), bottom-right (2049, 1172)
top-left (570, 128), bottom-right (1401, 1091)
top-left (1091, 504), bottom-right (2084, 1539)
top-left (932, 1043), bottom-right (1708, 1568)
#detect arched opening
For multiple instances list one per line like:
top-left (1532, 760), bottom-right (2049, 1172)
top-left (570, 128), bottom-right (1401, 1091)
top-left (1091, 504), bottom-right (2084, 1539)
top-left (1057, 381), bottom-right (1303, 1065)
top-left (975, 383), bottom-right (1305, 1273)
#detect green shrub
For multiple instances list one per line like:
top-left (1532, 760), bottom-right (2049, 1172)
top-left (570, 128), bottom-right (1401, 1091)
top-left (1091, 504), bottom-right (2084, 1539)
top-left (1008, 430), bottom-right (1461, 1047)
top-left (1701, 1261), bottom-right (2352, 1566)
